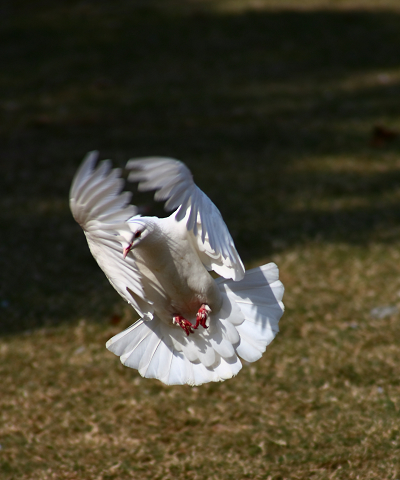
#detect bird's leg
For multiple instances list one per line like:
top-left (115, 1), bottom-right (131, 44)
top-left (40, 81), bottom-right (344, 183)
top-left (173, 315), bottom-right (194, 336)
top-left (194, 304), bottom-right (211, 330)
top-left (172, 305), bottom-right (211, 335)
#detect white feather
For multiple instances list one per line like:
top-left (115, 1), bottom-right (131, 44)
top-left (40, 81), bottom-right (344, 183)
top-left (166, 351), bottom-right (187, 385)
top-left (126, 157), bottom-right (245, 281)
top-left (213, 355), bottom-right (242, 381)
top-left (145, 341), bottom-right (174, 382)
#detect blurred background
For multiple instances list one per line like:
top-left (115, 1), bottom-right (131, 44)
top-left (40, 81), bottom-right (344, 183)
top-left (1, 1), bottom-right (400, 478)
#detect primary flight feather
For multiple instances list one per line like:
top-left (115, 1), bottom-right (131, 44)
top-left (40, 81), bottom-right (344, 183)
top-left (70, 151), bottom-right (284, 386)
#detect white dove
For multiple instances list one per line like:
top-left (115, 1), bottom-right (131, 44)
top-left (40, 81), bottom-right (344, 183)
top-left (70, 151), bottom-right (284, 386)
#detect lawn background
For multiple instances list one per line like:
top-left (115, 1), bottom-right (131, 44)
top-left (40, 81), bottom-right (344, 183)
top-left (1, 0), bottom-right (400, 478)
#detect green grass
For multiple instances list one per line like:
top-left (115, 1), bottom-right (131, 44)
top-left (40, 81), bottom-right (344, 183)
top-left (1, 1), bottom-right (400, 478)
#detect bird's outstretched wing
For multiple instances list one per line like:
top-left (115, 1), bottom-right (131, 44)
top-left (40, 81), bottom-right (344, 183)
top-left (126, 157), bottom-right (245, 281)
top-left (70, 151), bottom-right (153, 319)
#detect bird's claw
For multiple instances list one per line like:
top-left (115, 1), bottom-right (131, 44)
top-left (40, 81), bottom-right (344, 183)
top-left (173, 315), bottom-right (194, 336)
top-left (194, 304), bottom-right (211, 330)
top-left (173, 305), bottom-right (211, 335)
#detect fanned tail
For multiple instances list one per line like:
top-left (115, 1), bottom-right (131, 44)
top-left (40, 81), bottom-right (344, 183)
top-left (106, 263), bottom-right (284, 386)
top-left (218, 263), bottom-right (284, 364)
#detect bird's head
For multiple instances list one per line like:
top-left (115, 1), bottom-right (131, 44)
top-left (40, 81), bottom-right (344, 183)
top-left (121, 218), bottom-right (156, 258)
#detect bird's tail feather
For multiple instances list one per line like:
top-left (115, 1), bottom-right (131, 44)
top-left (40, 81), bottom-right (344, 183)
top-left (106, 263), bottom-right (284, 386)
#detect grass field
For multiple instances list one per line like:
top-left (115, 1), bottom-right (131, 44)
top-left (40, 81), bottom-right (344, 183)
top-left (1, 1), bottom-right (400, 478)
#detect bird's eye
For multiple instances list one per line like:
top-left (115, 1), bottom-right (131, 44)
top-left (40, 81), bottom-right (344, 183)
top-left (134, 230), bottom-right (142, 238)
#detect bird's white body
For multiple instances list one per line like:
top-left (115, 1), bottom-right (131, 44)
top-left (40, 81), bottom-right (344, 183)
top-left (126, 215), bottom-right (222, 326)
top-left (70, 152), bottom-right (284, 386)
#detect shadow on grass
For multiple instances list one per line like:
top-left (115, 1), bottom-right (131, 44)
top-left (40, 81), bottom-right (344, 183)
top-left (1, 2), bottom-right (400, 333)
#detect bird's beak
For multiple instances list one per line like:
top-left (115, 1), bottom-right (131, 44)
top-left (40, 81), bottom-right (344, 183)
top-left (123, 241), bottom-right (134, 259)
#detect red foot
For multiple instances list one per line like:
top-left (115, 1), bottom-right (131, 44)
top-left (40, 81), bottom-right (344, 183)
top-left (173, 315), bottom-right (194, 336)
top-left (172, 305), bottom-right (211, 335)
top-left (194, 304), bottom-right (211, 330)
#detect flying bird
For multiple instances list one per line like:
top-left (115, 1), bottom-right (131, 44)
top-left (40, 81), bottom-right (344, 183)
top-left (70, 152), bottom-right (284, 386)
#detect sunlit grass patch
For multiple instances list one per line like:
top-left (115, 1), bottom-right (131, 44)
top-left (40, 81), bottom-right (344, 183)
top-left (1, 242), bottom-right (400, 479)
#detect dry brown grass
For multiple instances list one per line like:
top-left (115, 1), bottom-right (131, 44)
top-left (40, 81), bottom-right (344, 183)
top-left (2, 243), bottom-right (400, 479)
